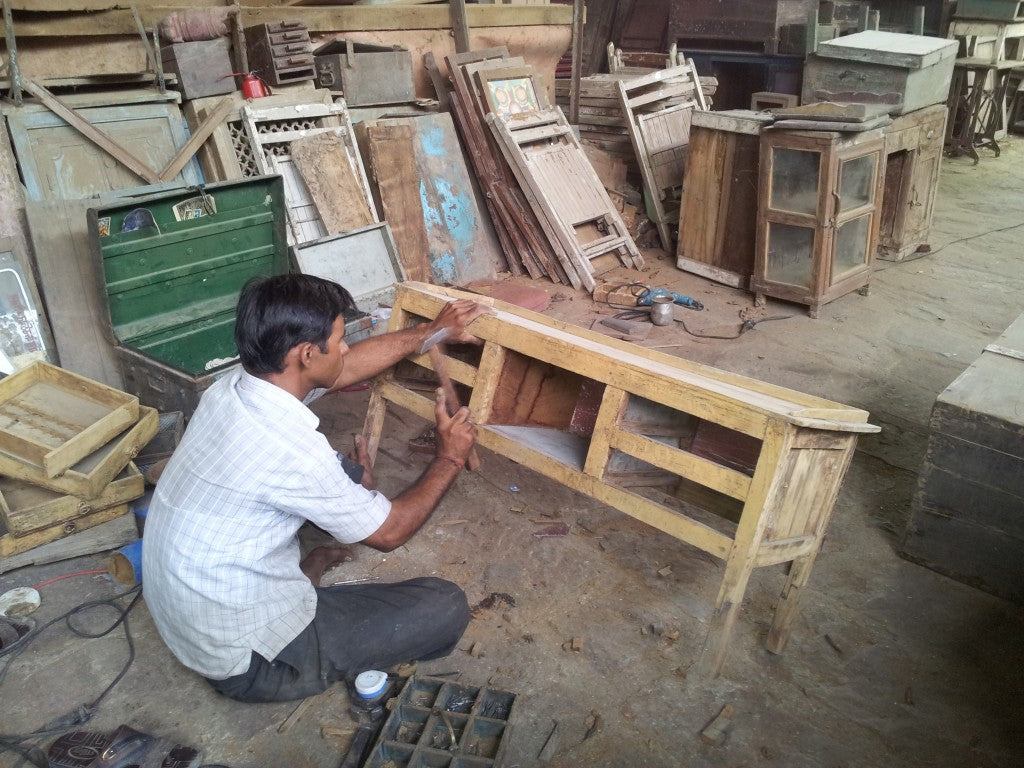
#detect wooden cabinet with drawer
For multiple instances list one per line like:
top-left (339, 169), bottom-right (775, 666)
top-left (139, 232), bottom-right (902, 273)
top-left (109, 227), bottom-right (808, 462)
top-left (878, 104), bottom-right (947, 261)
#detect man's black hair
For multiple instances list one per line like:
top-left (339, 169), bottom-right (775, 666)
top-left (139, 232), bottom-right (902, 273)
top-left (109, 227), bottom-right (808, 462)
top-left (235, 274), bottom-right (356, 375)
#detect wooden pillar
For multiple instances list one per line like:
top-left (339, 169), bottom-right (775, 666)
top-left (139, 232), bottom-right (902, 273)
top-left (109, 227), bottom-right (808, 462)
top-left (2, 0), bottom-right (22, 105)
top-left (569, 0), bottom-right (584, 125)
top-left (450, 0), bottom-right (470, 54)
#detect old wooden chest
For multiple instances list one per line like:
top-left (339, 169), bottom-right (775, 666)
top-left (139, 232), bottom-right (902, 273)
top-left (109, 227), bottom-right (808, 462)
top-left (803, 31), bottom-right (958, 115)
top-left (901, 313), bottom-right (1024, 603)
top-left (160, 39), bottom-right (236, 100)
top-left (313, 40), bottom-right (415, 106)
top-left (88, 176), bottom-right (289, 417)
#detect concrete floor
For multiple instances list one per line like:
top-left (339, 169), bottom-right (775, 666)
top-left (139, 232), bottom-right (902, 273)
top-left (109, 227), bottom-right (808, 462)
top-left (2, 137), bottom-right (1023, 768)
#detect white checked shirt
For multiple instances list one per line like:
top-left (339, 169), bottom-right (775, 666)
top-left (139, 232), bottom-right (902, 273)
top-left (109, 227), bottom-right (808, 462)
top-left (142, 370), bottom-right (391, 679)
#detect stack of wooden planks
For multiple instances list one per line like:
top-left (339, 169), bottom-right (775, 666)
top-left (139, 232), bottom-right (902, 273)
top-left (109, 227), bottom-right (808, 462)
top-left (0, 362), bottom-right (158, 574)
top-left (444, 48), bottom-right (643, 292)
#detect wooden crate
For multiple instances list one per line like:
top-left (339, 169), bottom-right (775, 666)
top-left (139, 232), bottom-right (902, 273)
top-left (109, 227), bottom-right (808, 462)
top-left (901, 314), bottom-right (1024, 603)
top-left (955, 0), bottom-right (1024, 22)
top-left (0, 503), bottom-right (130, 559)
top-left (160, 39), bottom-right (236, 100)
top-left (0, 362), bottom-right (138, 478)
top-left (0, 463), bottom-right (143, 538)
top-left (803, 31), bottom-right (958, 115)
top-left (364, 283), bottom-right (879, 675)
top-left (0, 406), bottom-right (157, 500)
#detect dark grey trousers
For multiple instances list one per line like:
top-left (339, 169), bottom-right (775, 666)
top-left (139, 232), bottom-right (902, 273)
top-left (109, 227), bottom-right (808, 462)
top-left (207, 577), bottom-right (470, 703)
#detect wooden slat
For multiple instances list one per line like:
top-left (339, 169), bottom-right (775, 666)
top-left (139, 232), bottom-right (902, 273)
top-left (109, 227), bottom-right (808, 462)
top-left (0, 510), bottom-right (137, 574)
top-left (21, 80), bottom-right (161, 184)
top-left (609, 430), bottom-right (753, 501)
top-left (157, 95), bottom-right (233, 182)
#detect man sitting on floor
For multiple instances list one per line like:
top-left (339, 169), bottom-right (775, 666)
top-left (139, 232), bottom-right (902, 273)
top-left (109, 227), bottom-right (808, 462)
top-left (143, 274), bottom-right (486, 702)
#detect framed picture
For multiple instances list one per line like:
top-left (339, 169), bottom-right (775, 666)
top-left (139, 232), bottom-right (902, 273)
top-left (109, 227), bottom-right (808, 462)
top-left (474, 65), bottom-right (544, 119)
top-left (0, 237), bottom-right (57, 371)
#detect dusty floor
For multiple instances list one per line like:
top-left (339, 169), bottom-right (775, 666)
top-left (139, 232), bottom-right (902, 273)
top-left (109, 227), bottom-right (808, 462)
top-left (2, 137), bottom-right (1023, 768)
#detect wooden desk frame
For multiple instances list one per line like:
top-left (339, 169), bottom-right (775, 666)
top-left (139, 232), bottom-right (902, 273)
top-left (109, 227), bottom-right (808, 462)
top-left (363, 283), bottom-right (879, 675)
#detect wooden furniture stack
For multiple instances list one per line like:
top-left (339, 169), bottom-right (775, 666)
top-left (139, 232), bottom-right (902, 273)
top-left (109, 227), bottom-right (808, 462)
top-left (901, 313), bottom-right (1024, 604)
top-left (669, 0), bottom-right (819, 55)
top-left (444, 48), bottom-right (642, 292)
top-left (364, 283), bottom-right (879, 675)
top-left (0, 362), bottom-right (157, 574)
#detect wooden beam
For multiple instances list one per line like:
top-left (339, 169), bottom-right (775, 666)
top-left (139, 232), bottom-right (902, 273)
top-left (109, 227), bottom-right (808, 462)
top-left (158, 95), bottom-right (233, 182)
top-left (450, 0), bottom-right (470, 54)
top-left (21, 80), bottom-right (161, 183)
top-left (569, 0), bottom-right (584, 125)
top-left (1, 4), bottom-right (574, 36)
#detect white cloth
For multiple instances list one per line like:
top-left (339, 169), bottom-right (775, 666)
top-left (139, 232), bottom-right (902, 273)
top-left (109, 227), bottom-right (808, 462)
top-left (142, 370), bottom-right (391, 679)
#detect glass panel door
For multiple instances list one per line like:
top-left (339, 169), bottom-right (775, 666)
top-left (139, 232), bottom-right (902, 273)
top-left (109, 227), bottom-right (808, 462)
top-left (766, 223), bottom-right (815, 288)
top-left (769, 148), bottom-right (821, 215)
top-left (832, 214), bottom-right (872, 282)
top-left (838, 154), bottom-right (877, 212)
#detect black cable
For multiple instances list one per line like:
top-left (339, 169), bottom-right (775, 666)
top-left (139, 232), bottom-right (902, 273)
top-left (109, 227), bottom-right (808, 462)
top-left (0, 585), bottom-right (143, 764)
top-left (876, 220), bottom-right (1024, 267)
top-left (674, 314), bottom-right (793, 340)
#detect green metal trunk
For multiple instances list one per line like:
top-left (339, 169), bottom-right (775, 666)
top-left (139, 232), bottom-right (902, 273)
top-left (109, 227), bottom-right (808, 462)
top-left (89, 176), bottom-right (289, 416)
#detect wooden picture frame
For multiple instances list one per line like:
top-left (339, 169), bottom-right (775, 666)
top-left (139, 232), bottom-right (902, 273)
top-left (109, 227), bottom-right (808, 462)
top-left (474, 65), bottom-right (545, 118)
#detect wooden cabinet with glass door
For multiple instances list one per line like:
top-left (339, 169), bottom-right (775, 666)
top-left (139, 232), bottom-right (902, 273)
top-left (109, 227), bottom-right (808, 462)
top-left (751, 128), bottom-right (886, 318)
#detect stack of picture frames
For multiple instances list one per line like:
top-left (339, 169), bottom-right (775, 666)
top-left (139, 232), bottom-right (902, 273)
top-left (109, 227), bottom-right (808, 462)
top-left (443, 48), bottom-right (643, 293)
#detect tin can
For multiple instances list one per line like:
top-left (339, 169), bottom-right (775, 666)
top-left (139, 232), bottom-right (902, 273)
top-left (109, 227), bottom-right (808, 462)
top-left (649, 295), bottom-right (674, 326)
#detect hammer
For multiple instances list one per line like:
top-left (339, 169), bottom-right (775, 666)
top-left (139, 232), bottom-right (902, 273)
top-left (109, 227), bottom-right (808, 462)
top-left (417, 328), bottom-right (481, 471)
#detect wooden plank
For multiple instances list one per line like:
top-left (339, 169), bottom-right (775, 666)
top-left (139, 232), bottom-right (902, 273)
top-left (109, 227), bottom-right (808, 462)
top-left (1, 5), bottom-right (574, 36)
top-left (397, 285), bottom-right (878, 433)
top-left (290, 131), bottom-right (376, 235)
top-left (25, 199), bottom-right (123, 387)
top-left (360, 122), bottom-right (433, 283)
top-left (0, 509), bottom-right (137, 575)
top-left (157, 95), bottom-right (233, 182)
top-left (450, 0), bottom-right (470, 54)
top-left (22, 80), bottom-right (161, 184)
top-left (583, 385), bottom-right (629, 477)
top-left (362, 114), bottom-right (498, 286)
top-left (0, 502), bottom-right (129, 558)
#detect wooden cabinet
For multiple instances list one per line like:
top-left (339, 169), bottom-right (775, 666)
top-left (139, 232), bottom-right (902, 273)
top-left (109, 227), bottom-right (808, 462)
top-left (364, 283), bottom-right (879, 675)
top-left (878, 104), bottom-right (947, 261)
top-left (677, 109), bottom-right (773, 288)
top-left (668, 0), bottom-right (818, 54)
top-left (752, 128), bottom-right (885, 318)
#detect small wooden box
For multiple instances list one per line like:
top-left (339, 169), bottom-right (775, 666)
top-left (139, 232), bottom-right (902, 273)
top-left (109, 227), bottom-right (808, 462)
top-left (0, 463), bottom-right (143, 538)
top-left (160, 39), bottom-right (236, 100)
top-left (901, 314), bottom-right (1024, 604)
top-left (0, 362), bottom-right (139, 478)
top-left (803, 31), bottom-right (958, 115)
top-left (0, 406), bottom-right (158, 499)
top-left (313, 39), bottom-right (415, 106)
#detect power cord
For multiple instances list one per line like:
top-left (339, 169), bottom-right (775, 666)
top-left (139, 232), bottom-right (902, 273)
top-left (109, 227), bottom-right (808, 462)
top-left (876, 220), bottom-right (1024, 267)
top-left (0, 584), bottom-right (144, 767)
top-left (602, 282), bottom-right (793, 339)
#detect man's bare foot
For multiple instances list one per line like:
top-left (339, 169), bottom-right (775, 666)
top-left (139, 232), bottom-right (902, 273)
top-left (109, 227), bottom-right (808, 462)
top-left (300, 546), bottom-right (354, 585)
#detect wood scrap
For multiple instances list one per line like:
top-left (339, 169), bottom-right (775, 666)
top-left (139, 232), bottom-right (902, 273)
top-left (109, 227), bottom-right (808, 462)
top-left (699, 704), bottom-right (733, 746)
top-left (290, 131), bottom-right (376, 234)
top-left (157, 95), bottom-right (233, 182)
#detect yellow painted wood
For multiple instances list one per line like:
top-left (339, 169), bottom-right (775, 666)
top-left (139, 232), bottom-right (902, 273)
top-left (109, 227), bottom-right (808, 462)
top-left (0, 362), bottom-right (139, 478)
top-left (0, 463), bottom-right (143, 537)
top-left (610, 429), bottom-right (753, 501)
top-left (467, 341), bottom-right (507, 423)
top-left (0, 503), bottom-right (129, 558)
top-left (583, 385), bottom-right (628, 477)
top-left (0, 406), bottom-right (158, 499)
top-left (366, 283), bottom-right (877, 673)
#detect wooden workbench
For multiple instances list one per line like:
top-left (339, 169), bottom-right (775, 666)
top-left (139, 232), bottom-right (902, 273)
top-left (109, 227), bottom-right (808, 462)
top-left (363, 283), bottom-right (879, 675)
